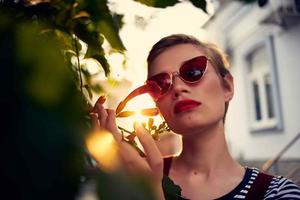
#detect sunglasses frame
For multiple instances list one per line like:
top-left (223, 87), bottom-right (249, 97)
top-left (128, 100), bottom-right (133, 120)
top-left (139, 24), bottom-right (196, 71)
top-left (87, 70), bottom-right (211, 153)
top-left (115, 56), bottom-right (209, 115)
top-left (146, 55), bottom-right (209, 101)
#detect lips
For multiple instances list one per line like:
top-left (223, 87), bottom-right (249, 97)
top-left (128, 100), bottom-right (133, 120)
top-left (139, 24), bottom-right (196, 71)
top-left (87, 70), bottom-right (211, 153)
top-left (174, 99), bottom-right (201, 114)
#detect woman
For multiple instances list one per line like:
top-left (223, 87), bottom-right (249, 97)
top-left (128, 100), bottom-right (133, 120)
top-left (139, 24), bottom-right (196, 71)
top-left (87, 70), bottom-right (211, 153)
top-left (92, 34), bottom-right (300, 199)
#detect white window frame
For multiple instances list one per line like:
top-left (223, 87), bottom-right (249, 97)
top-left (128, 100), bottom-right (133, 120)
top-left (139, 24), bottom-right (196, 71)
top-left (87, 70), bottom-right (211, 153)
top-left (244, 35), bottom-right (283, 132)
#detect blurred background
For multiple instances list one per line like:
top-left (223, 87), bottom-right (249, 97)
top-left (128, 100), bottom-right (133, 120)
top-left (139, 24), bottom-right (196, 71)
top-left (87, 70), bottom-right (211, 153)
top-left (203, 0), bottom-right (300, 183)
top-left (1, 0), bottom-right (299, 199)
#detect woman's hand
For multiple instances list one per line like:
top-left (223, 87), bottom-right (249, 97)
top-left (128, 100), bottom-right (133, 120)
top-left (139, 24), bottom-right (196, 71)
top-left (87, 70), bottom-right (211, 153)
top-left (90, 96), bottom-right (165, 200)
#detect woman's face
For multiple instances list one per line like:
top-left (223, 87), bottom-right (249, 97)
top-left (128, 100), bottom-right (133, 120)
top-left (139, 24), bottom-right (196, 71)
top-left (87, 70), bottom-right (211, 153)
top-left (148, 44), bottom-right (233, 136)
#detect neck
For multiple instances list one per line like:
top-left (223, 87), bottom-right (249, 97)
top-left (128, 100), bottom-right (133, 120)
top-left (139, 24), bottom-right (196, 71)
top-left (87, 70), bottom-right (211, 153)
top-left (175, 121), bottom-right (239, 176)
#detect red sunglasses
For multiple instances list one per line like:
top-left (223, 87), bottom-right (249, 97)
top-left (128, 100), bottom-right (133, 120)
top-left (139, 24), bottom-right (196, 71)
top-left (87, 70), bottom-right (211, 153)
top-left (146, 55), bottom-right (208, 100)
top-left (116, 56), bottom-right (208, 114)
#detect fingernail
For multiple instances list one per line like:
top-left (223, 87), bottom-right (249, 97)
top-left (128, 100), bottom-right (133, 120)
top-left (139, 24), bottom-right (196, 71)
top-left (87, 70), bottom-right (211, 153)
top-left (134, 121), bottom-right (148, 137)
top-left (134, 121), bottom-right (144, 133)
top-left (97, 95), bottom-right (106, 104)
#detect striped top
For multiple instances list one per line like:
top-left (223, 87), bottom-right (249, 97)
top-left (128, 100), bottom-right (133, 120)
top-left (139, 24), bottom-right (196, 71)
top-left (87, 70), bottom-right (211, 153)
top-left (217, 167), bottom-right (300, 199)
top-left (163, 158), bottom-right (300, 199)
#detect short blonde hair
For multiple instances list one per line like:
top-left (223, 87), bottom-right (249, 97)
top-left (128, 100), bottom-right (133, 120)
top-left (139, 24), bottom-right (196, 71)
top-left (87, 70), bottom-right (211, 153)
top-left (147, 34), bottom-right (231, 122)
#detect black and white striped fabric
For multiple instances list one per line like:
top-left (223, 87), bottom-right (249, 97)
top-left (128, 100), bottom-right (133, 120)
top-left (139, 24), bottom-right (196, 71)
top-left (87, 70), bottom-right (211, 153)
top-left (264, 173), bottom-right (300, 199)
top-left (163, 157), bottom-right (300, 199)
top-left (218, 167), bottom-right (300, 199)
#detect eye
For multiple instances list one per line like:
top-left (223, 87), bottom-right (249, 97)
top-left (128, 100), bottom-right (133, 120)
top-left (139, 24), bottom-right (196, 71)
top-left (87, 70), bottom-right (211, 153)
top-left (180, 64), bottom-right (204, 82)
top-left (187, 67), bottom-right (203, 77)
top-left (180, 56), bottom-right (207, 82)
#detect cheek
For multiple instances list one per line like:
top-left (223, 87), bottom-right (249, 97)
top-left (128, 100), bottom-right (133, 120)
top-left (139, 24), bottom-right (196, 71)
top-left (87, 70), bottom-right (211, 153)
top-left (202, 84), bottom-right (226, 117)
top-left (156, 98), bottom-right (172, 120)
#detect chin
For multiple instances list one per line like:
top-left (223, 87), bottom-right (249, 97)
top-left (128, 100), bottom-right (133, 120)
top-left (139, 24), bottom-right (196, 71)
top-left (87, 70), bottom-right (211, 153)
top-left (167, 115), bottom-right (223, 135)
top-left (168, 120), bottom-right (203, 135)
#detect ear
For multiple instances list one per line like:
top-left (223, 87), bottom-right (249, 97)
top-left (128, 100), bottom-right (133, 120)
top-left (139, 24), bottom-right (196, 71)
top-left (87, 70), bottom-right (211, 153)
top-left (222, 73), bottom-right (234, 102)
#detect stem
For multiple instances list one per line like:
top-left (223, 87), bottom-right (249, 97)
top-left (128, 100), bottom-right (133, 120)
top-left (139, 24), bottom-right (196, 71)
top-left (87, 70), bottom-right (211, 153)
top-left (117, 126), bottom-right (132, 134)
top-left (73, 35), bottom-right (83, 93)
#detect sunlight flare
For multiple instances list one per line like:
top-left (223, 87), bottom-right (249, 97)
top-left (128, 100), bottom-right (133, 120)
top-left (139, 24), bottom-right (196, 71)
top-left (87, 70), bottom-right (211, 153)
top-left (86, 130), bottom-right (119, 172)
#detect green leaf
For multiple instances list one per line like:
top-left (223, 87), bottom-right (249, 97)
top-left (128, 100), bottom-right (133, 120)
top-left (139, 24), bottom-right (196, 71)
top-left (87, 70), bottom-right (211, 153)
top-left (74, 21), bottom-right (104, 50)
top-left (96, 18), bottom-right (126, 51)
top-left (41, 29), bottom-right (75, 50)
top-left (77, 0), bottom-right (126, 51)
top-left (91, 54), bottom-right (110, 76)
top-left (73, 36), bottom-right (82, 52)
top-left (83, 84), bottom-right (93, 99)
top-left (162, 175), bottom-right (187, 200)
top-left (189, 0), bottom-right (207, 13)
top-left (96, 171), bottom-right (155, 200)
top-left (80, 67), bottom-right (92, 78)
top-left (112, 13), bottom-right (125, 31)
top-left (90, 83), bottom-right (103, 93)
top-left (64, 50), bottom-right (80, 84)
top-left (134, 0), bottom-right (179, 8)
top-left (85, 46), bottom-right (110, 76)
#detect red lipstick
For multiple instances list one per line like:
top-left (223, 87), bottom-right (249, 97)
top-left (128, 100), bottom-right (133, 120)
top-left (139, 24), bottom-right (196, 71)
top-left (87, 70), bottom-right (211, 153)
top-left (174, 99), bottom-right (201, 114)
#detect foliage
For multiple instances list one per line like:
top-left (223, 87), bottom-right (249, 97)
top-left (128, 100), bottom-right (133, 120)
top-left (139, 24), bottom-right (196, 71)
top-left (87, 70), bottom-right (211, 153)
top-left (0, 0), bottom-right (208, 199)
top-left (0, 0), bottom-right (207, 102)
top-left (95, 170), bottom-right (156, 200)
top-left (134, 0), bottom-right (207, 11)
top-left (163, 175), bottom-right (187, 200)
top-left (1, 0), bottom-right (126, 104)
top-left (0, 14), bottom-right (87, 200)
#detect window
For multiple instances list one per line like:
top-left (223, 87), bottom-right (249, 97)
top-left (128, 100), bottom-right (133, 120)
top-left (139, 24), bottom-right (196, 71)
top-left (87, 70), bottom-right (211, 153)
top-left (245, 36), bottom-right (283, 132)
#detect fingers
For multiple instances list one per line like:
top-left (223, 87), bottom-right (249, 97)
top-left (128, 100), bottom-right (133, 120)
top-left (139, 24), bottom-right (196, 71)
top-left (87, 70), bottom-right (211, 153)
top-left (119, 141), bottom-right (151, 174)
top-left (90, 96), bottom-right (106, 131)
top-left (91, 97), bottom-right (163, 181)
top-left (91, 96), bottom-right (107, 128)
top-left (95, 102), bottom-right (108, 128)
top-left (106, 109), bottom-right (121, 142)
top-left (91, 96), bottom-right (121, 140)
top-left (135, 123), bottom-right (163, 179)
top-left (90, 113), bottom-right (100, 131)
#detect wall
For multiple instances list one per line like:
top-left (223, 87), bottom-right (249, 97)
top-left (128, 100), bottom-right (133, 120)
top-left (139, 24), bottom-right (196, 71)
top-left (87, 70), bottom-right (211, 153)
top-left (204, 1), bottom-right (300, 161)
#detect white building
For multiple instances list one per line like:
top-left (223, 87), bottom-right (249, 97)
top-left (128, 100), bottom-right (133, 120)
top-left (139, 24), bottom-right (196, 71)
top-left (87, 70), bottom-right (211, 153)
top-left (203, 0), bottom-right (300, 168)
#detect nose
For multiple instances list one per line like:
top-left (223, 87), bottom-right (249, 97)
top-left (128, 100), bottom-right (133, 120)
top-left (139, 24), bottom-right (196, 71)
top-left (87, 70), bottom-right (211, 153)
top-left (171, 74), bottom-right (189, 98)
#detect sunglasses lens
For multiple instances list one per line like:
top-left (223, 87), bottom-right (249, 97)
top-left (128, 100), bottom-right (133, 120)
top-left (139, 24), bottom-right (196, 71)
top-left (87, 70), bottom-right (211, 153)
top-left (147, 73), bottom-right (171, 99)
top-left (180, 56), bottom-right (207, 82)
